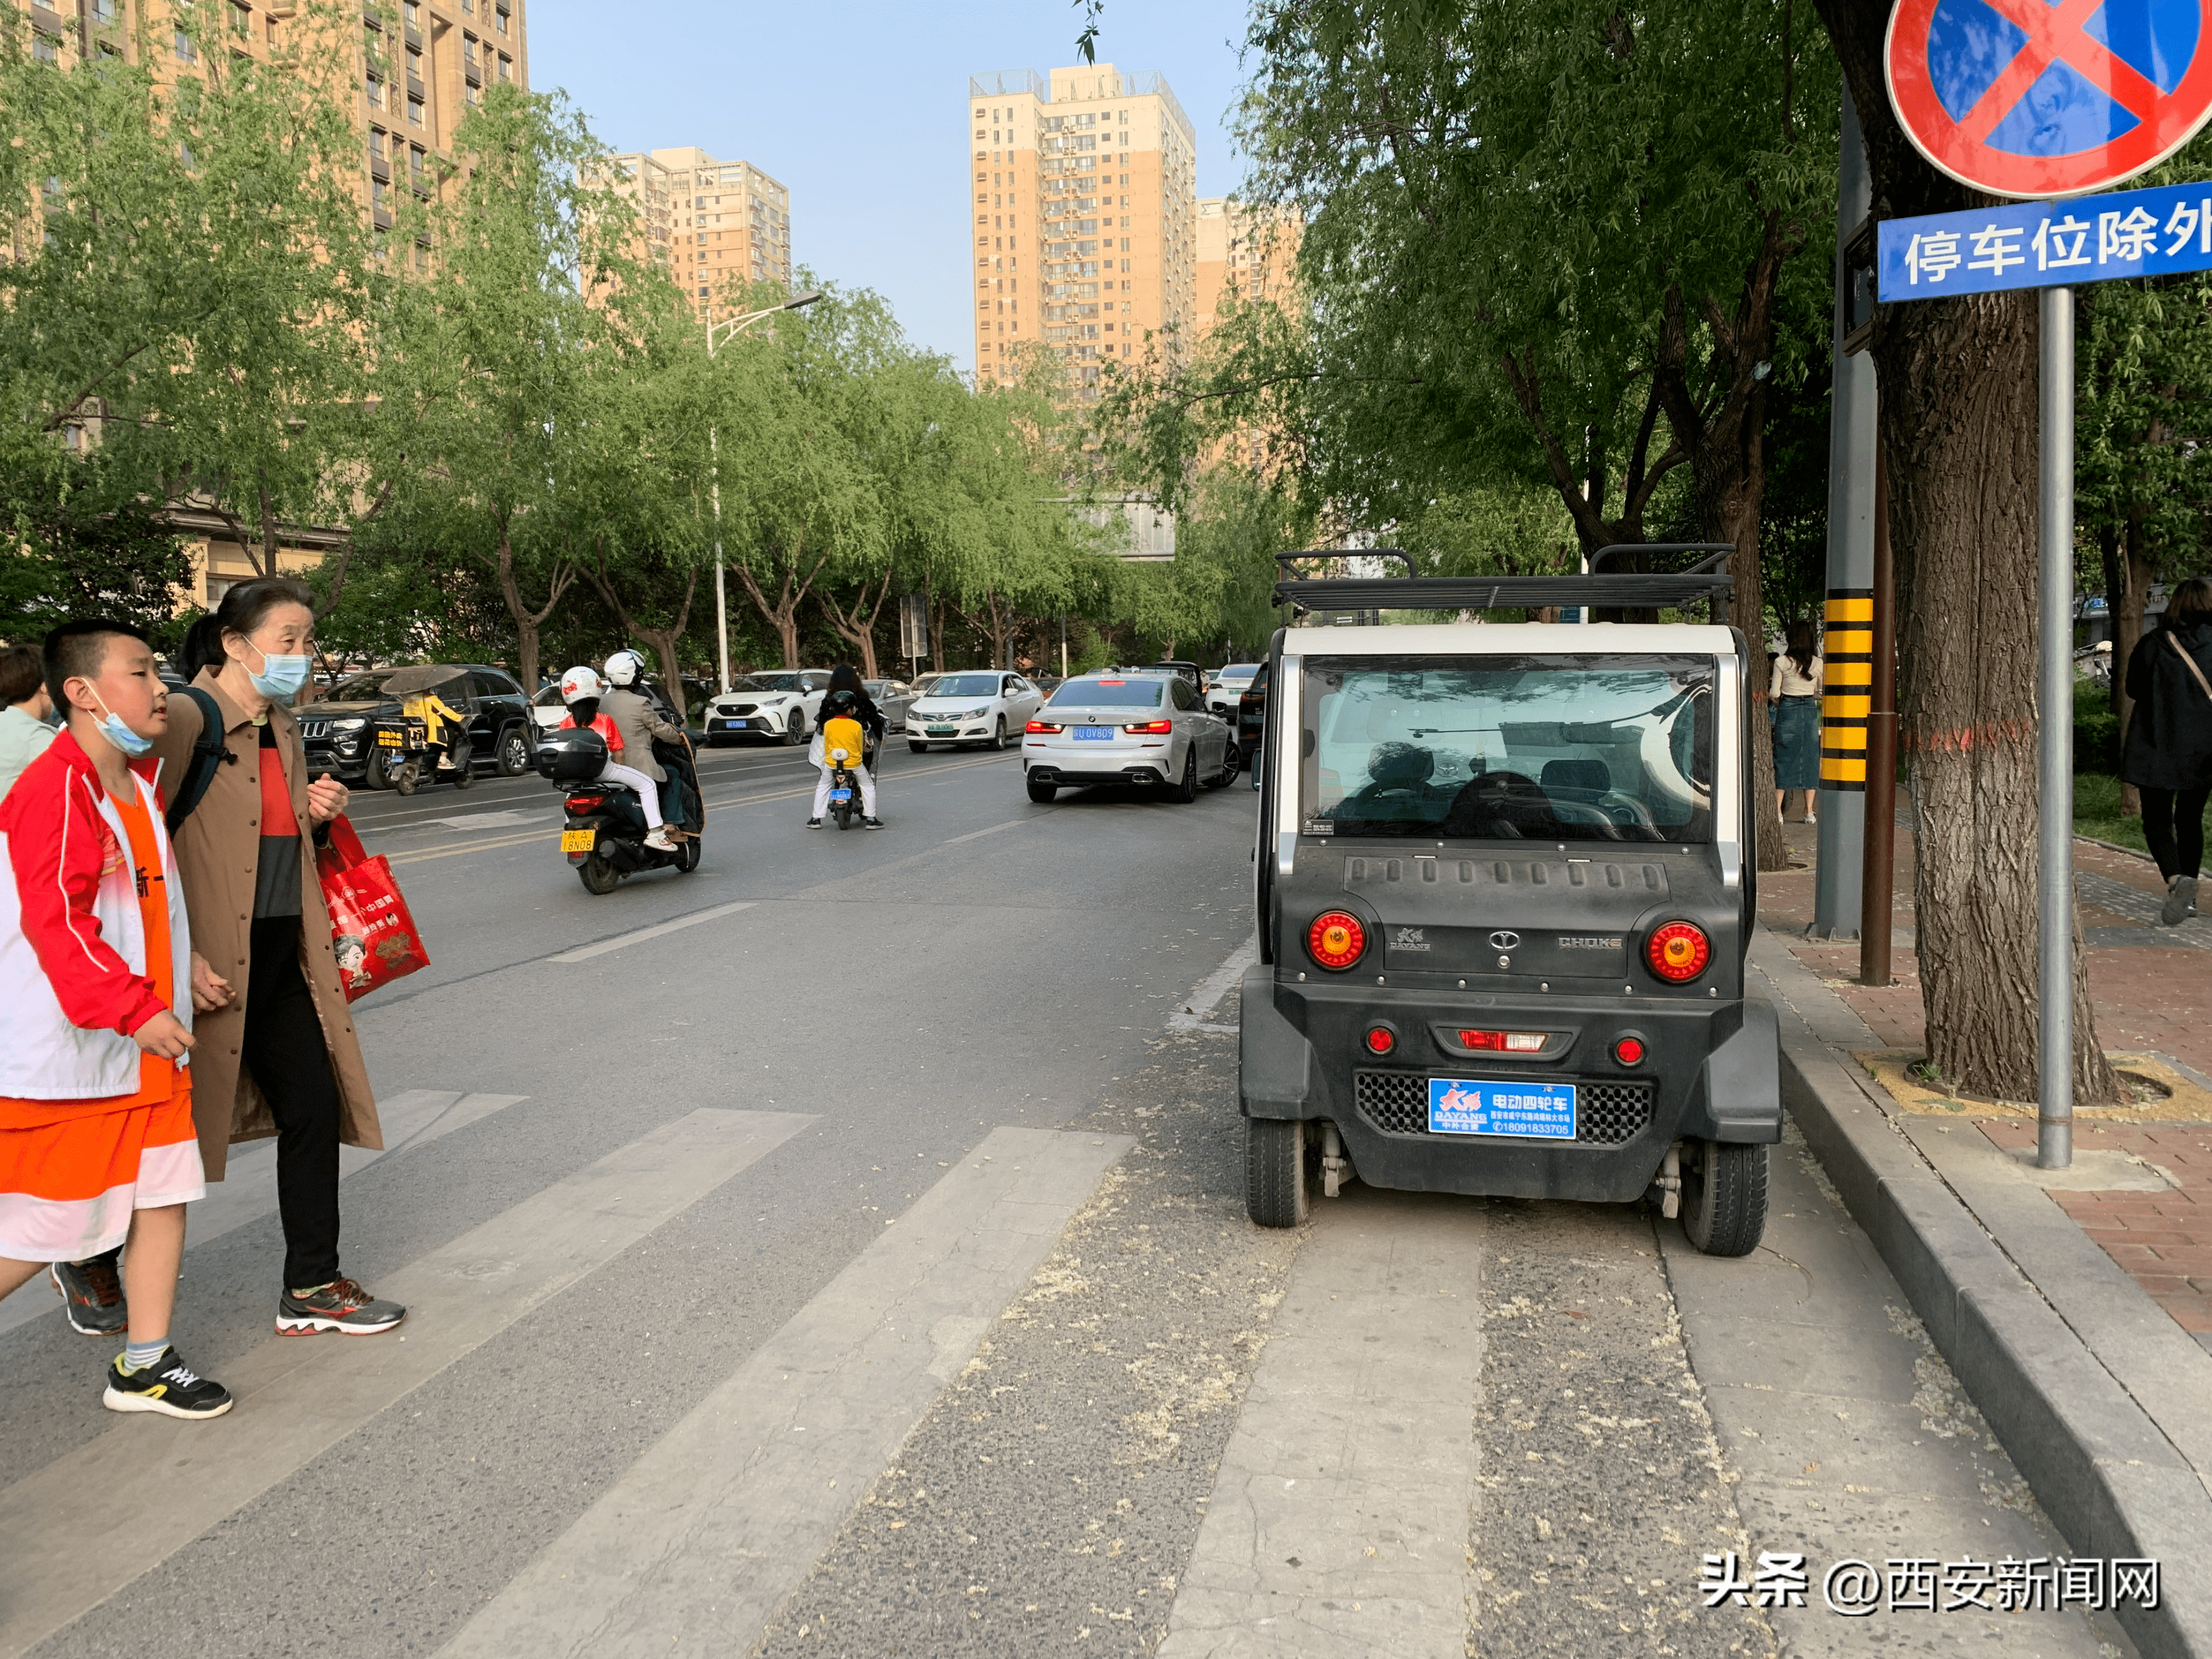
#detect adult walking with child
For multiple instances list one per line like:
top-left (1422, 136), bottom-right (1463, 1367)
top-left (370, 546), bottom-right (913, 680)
top-left (2121, 576), bottom-right (2212, 926)
top-left (146, 576), bottom-right (401, 1336)
top-left (0, 619), bottom-right (230, 1416)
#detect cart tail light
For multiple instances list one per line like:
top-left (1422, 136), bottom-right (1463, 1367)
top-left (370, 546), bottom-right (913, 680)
top-left (1645, 921), bottom-right (1712, 982)
top-left (1364, 1025), bottom-right (1394, 1054)
top-left (1613, 1036), bottom-right (1646, 1066)
top-left (1026, 719), bottom-right (1063, 733)
top-left (1306, 911), bottom-right (1366, 970)
top-left (1457, 1029), bottom-right (1546, 1052)
top-left (564, 792), bottom-right (606, 814)
top-left (1123, 719), bottom-right (1174, 734)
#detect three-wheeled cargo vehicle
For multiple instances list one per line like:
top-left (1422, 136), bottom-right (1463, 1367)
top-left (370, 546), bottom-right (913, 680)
top-left (1239, 548), bottom-right (1780, 1255)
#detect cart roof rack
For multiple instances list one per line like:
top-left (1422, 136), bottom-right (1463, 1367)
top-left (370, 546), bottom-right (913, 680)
top-left (1272, 544), bottom-right (1735, 621)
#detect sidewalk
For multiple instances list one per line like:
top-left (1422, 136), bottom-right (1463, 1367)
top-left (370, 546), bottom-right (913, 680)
top-left (1752, 818), bottom-right (2212, 1659)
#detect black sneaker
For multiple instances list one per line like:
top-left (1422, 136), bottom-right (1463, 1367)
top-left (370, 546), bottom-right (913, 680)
top-left (863, 817), bottom-right (885, 830)
top-left (51, 1252), bottom-right (127, 1337)
top-left (277, 1277), bottom-right (406, 1337)
top-left (103, 1348), bottom-right (233, 1419)
top-left (806, 817), bottom-right (822, 829)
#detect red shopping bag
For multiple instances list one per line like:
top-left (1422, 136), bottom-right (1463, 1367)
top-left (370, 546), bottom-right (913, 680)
top-left (316, 816), bottom-right (430, 1000)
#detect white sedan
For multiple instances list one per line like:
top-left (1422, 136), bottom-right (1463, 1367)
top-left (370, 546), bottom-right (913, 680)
top-left (1205, 663), bottom-right (1262, 718)
top-left (1021, 672), bottom-right (1238, 803)
top-left (700, 669), bottom-right (837, 746)
top-left (906, 671), bottom-right (1044, 751)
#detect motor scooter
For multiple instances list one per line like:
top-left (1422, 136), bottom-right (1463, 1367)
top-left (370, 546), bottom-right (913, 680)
top-left (535, 728), bottom-right (706, 894)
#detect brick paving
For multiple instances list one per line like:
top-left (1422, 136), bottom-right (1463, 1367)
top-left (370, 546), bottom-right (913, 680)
top-left (1976, 1118), bottom-right (2212, 1336)
top-left (1760, 818), bottom-right (2212, 1344)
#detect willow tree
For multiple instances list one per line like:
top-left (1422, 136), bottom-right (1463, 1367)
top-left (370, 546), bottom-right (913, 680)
top-left (1813, 0), bottom-right (2117, 1102)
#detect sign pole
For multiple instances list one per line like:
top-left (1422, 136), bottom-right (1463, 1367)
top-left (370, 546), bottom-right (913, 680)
top-left (2037, 283), bottom-right (2075, 1171)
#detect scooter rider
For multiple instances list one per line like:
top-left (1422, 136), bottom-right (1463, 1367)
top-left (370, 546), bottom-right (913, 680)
top-left (600, 651), bottom-right (686, 834)
top-left (808, 664), bottom-right (885, 830)
top-left (558, 667), bottom-right (675, 851)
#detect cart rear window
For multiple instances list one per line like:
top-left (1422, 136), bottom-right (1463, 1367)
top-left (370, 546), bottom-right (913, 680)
top-left (1301, 656), bottom-right (1714, 843)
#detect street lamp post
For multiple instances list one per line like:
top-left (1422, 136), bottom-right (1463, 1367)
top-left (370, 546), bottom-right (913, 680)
top-left (704, 289), bottom-right (822, 693)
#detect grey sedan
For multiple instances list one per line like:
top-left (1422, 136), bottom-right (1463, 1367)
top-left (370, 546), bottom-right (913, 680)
top-left (1020, 672), bottom-right (1239, 803)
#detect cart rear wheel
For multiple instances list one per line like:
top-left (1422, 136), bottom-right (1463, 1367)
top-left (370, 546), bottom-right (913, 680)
top-left (393, 761), bottom-right (419, 796)
top-left (577, 853), bottom-right (621, 895)
top-left (1245, 1118), bottom-right (1309, 1228)
top-left (1681, 1139), bottom-right (1768, 1256)
top-left (451, 764), bottom-right (476, 790)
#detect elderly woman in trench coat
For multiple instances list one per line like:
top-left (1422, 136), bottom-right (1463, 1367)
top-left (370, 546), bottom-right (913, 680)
top-left (143, 577), bottom-right (401, 1337)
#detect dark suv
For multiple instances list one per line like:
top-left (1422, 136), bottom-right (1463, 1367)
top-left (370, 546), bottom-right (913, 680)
top-left (1241, 550), bottom-right (1777, 1257)
top-left (300, 664), bottom-right (535, 787)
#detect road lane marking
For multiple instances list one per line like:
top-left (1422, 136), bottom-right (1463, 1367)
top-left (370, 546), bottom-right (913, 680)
top-left (1167, 931), bottom-right (1260, 1032)
top-left (0, 1089), bottom-right (530, 1340)
top-left (547, 901), bottom-right (757, 964)
top-left (1155, 1196), bottom-right (1486, 1659)
top-left (438, 1125), bottom-right (1134, 1659)
top-left (0, 1108), bottom-right (815, 1657)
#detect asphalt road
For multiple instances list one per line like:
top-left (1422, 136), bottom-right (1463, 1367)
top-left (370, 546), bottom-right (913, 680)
top-left (0, 742), bottom-right (2136, 1659)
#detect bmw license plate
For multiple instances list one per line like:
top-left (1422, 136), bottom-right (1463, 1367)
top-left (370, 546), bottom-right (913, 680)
top-left (561, 828), bottom-right (595, 854)
top-left (1074, 726), bottom-right (1113, 740)
top-left (828, 787), bottom-right (852, 803)
top-left (1428, 1079), bottom-right (1576, 1140)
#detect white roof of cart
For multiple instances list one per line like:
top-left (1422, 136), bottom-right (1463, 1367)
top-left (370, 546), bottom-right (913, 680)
top-left (1281, 623), bottom-right (1739, 657)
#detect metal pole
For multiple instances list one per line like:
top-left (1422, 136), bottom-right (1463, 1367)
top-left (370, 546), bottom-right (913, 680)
top-left (1860, 441), bottom-right (1897, 985)
top-left (711, 427), bottom-right (729, 695)
top-left (1815, 83), bottom-right (1877, 938)
top-left (2037, 283), bottom-right (2075, 1171)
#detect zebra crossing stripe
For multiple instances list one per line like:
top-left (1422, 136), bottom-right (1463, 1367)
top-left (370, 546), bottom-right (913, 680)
top-left (0, 1108), bottom-right (814, 1657)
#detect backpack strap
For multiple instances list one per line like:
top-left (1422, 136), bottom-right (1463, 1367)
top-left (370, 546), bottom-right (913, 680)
top-left (163, 686), bottom-right (234, 835)
top-left (2171, 632), bottom-right (2212, 703)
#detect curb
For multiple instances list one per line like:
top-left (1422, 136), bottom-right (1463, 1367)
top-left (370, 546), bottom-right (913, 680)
top-left (1754, 937), bottom-right (2212, 1659)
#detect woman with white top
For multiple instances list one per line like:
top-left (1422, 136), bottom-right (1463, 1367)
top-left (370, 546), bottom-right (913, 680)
top-left (1770, 621), bottom-right (1822, 824)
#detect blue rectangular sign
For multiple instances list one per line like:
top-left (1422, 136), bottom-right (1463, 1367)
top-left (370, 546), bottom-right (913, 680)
top-left (1428, 1077), bottom-right (1577, 1140)
top-left (1878, 181), bottom-right (2212, 303)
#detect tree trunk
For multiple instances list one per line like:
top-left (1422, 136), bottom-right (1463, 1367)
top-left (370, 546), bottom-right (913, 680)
top-left (1882, 295), bottom-right (2119, 1105)
top-left (731, 534), bottom-right (828, 671)
top-left (2116, 511), bottom-right (2152, 817)
top-left (821, 569), bottom-right (894, 680)
top-left (585, 543), bottom-right (701, 719)
top-left (492, 517), bottom-right (571, 695)
top-left (1816, 0), bottom-right (2118, 1106)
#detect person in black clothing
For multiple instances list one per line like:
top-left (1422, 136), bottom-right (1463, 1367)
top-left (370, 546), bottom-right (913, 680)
top-left (2121, 576), bottom-right (2212, 925)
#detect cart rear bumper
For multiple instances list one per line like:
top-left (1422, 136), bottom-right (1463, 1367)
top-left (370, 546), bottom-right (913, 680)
top-left (1236, 963), bottom-right (1779, 1202)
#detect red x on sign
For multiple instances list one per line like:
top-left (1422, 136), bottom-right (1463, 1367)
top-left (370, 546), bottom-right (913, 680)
top-left (1887, 0), bottom-right (2212, 197)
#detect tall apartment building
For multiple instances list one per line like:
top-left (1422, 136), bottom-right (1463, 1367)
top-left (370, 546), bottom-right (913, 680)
top-left (602, 147), bottom-right (793, 321)
top-left (14, 0), bottom-right (530, 606)
top-left (1195, 198), bottom-right (1301, 337)
top-left (964, 63), bottom-right (1196, 398)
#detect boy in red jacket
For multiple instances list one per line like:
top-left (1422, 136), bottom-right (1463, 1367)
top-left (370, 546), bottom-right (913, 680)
top-left (0, 620), bottom-right (231, 1418)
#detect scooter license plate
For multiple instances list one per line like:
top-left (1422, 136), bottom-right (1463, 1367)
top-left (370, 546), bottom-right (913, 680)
top-left (561, 828), bottom-right (596, 854)
top-left (828, 788), bottom-right (853, 803)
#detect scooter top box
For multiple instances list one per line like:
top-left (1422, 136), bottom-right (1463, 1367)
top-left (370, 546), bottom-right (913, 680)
top-left (534, 727), bottom-right (609, 782)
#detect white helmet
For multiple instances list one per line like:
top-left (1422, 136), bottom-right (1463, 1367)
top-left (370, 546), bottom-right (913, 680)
top-left (559, 666), bottom-right (606, 703)
top-left (604, 650), bottom-right (645, 687)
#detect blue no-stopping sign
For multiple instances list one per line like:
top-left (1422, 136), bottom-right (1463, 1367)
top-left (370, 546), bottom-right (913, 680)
top-left (1879, 177), bottom-right (2212, 301)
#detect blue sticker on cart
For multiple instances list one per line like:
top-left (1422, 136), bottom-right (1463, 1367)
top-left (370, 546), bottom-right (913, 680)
top-left (1428, 1078), bottom-right (1577, 1139)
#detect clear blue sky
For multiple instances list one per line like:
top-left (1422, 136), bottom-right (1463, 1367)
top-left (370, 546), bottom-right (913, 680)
top-left (524, 1), bottom-right (1258, 371)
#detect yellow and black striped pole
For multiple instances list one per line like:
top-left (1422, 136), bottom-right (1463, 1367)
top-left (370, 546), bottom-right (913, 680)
top-left (1820, 589), bottom-right (1872, 790)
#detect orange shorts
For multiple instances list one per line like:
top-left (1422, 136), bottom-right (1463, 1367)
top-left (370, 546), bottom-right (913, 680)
top-left (0, 1087), bottom-right (202, 1262)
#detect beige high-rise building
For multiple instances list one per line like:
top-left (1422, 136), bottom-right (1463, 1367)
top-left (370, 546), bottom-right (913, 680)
top-left (964, 63), bottom-right (1196, 399)
top-left (12, 0), bottom-right (531, 606)
top-left (603, 147), bottom-right (793, 322)
top-left (1196, 198), bottom-right (1302, 338)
